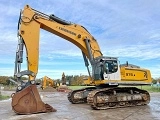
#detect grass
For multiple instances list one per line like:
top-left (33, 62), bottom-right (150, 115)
top-left (68, 86), bottom-right (88, 90)
top-left (68, 85), bottom-right (160, 92)
top-left (0, 94), bottom-right (10, 100)
top-left (136, 85), bottom-right (160, 92)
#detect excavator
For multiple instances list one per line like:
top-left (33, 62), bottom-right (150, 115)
top-left (41, 75), bottom-right (68, 92)
top-left (41, 76), bottom-right (57, 89)
top-left (12, 5), bottom-right (152, 114)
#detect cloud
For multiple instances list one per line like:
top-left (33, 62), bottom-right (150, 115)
top-left (148, 29), bottom-right (160, 40)
top-left (39, 60), bottom-right (83, 66)
top-left (103, 43), bottom-right (160, 60)
top-left (147, 65), bottom-right (160, 78)
top-left (0, 0), bottom-right (160, 79)
top-left (0, 2), bottom-right (20, 16)
top-left (0, 68), bottom-right (14, 77)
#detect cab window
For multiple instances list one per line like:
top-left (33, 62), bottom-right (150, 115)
top-left (104, 60), bottom-right (118, 73)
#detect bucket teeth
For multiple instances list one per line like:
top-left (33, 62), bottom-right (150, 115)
top-left (45, 104), bottom-right (57, 112)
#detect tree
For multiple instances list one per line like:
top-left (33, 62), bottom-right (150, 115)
top-left (0, 76), bottom-right (10, 85)
top-left (152, 77), bottom-right (160, 84)
top-left (65, 75), bottom-right (88, 86)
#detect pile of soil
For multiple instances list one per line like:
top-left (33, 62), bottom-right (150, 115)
top-left (57, 85), bottom-right (72, 92)
top-left (38, 86), bottom-right (58, 92)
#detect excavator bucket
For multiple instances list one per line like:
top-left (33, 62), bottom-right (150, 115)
top-left (11, 84), bottom-right (56, 114)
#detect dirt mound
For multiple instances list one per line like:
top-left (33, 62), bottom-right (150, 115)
top-left (57, 85), bottom-right (72, 92)
top-left (38, 86), bottom-right (57, 92)
top-left (38, 85), bottom-right (72, 92)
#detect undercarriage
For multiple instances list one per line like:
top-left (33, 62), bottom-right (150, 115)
top-left (67, 86), bottom-right (150, 110)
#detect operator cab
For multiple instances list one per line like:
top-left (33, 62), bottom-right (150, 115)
top-left (93, 56), bottom-right (121, 81)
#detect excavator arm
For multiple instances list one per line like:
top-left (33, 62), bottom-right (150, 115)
top-left (19, 5), bottom-right (101, 74)
top-left (15, 5), bottom-right (104, 82)
top-left (13, 5), bottom-right (103, 114)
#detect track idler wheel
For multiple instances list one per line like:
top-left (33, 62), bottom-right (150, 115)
top-left (11, 84), bottom-right (56, 114)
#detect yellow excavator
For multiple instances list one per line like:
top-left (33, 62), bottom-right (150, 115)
top-left (41, 76), bottom-right (57, 89)
top-left (12, 5), bottom-right (152, 114)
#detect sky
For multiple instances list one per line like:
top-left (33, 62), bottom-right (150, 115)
top-left (0, 0), bottom-right (160, 79)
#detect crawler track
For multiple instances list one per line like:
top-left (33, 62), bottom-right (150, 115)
top-left (67, 87), bottom-right (96, 104)
top-left (87, 87), bottom-right (150, 110)
top-left (68, 87), bottom-right (150, 110)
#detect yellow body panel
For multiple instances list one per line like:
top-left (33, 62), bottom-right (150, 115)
top-left (121, 67), bottom-right (151, 81)
top-left (84, 66), bottom-right (152, 86)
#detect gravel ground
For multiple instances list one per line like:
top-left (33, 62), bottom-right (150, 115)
top-left (0, 91), bottom-right (160, 120)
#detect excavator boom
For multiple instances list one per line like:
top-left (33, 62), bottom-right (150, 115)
top-left (13, 4), bottom-right (102, 114)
